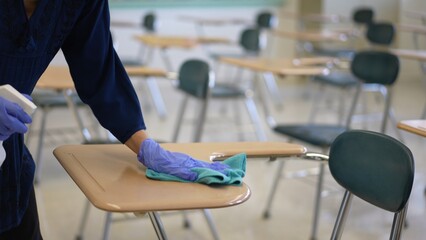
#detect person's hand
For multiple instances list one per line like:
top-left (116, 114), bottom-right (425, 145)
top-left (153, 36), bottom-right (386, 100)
top-left (137, 138), bottom-right (229, 181)
top-left (0, 96), bottom-right (32, 141)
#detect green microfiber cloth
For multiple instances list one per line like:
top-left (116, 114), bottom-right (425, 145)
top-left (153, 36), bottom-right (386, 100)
top-left (145, 153), bottom-right (246, 186)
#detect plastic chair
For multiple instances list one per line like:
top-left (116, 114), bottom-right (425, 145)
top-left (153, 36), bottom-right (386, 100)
top-left (328, 130), bottom-right (414, 240)
top-left (26, 88), bottom-right (91, 184)
top-left (256, 11), bottom-right (278, 30)
top-left (261, 50), bottom-right (400, 240)
top-left (211, 27), bottom-right (284, 109)
top-left (308, 7), bottom-right (375, 60)
top-left (172, 59), bottom-right (266, 143)
top-left (119, 12), bottom-right (157, 67)
top-left (309, 22), bottom-right (400, 130)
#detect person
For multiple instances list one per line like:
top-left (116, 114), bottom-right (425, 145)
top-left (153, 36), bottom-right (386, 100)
top-left (0, 1), bottom-right (234, 239)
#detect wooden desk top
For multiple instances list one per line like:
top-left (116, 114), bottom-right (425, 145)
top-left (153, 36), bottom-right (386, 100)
top-left (397, 120), bottom-right (426, 138)
top-left (178, 15), bottom-right (250, 26)
top-left (53, 142), bottom-right (306, 212)
top-left (397, 24), bottom-right (426, 35)
top-left (110, 20), bottom-right (139, 28)
top-left (405, 10), bottom-right (426, 20)
top-left (281, 11), bottom-right (348, 24)
top-left (37, 66), bottom-right (74, 90)
top-left (134, 35), bottom-right (230, 48)
top-left (219, 57), bottom-right (333, 77)
top-left (37, 65), bottom-right (168, 91)
top-left (391, 49), bottom-right (426, 62)
top-left (271, 30), bottom-right (349, 43)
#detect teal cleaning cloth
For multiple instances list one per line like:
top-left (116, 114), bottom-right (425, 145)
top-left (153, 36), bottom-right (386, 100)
top-left (145, 153), bottom-right (246, 185)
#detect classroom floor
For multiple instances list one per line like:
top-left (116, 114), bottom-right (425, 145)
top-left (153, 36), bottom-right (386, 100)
top-left (29, 70), bottom-right (426, 240)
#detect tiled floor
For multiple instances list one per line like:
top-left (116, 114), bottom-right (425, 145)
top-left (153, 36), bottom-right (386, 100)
top-left (28, 69), bottom-right (426, 240)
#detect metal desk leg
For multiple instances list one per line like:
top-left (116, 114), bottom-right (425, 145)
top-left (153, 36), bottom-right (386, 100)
top-left (148, 212), bottom-right (168, 240)
top-left (146, 77), bottom-right (167, 119)
top-left (63, 89), bottom-right (92, 142)
top-left (101, 212), bottom-right (113, 240)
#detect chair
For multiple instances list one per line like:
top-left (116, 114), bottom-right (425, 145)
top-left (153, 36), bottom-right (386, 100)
top-left (210, 27), bottom-right (284, 109)
top-left (255, 10), bottom-right (278, 30)
top-left (118, 12), bottom-right (157, 67)
top-left (172, 59), bottom-right (266, 143)
top-left (328, 130), bottom-right (414, 239)
top-left (307, 7), bottom-right (375, 60)
top-left (261, 50), bottom-right (400, 240)
top-left (26, 88), bottom-right (93, 184)
top-left (308, 21), bottom-right (399, 130)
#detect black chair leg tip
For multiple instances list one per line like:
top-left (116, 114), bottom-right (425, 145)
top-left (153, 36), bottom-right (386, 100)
top-left (263, 211), bottom-right (270, 219)
top-left (183, 220), bottom-right (191, 229)
top-left (75, 236), bottom-right (82, 240)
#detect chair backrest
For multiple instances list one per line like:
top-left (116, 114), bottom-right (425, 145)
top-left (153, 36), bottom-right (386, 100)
top-left (329, 130), bottom-right (414, 213)
top-left (239, 28), bottom-right (262, 53)
top-left (142, 12), bottom-right (156, 32)
top-left (352, 7), bottom-right (374, 25)
top-left (351, 51), bottom-right (399, 85)
top-left (366, 22), bottom-right (395, 46)
top-left (256, 11), bottom-right (277, 29)
top-left (178, 59), bottom-right (211, 99)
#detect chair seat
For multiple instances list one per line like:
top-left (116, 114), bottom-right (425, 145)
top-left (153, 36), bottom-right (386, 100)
top-left (32, 90), bottom-right (84, 108)
top-left (211, 83), bottom-right (245, 98)
top-left (313, 47), bottom-right (356, 60)
top-left (121, 59), bottom-right (144, 66)
top-left (312, 71), bottom-right (359, 87)
top-left (273, 124), bottom-right (348, 147)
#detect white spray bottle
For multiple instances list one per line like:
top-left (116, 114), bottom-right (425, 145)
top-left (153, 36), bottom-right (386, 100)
top-left (0, 84), bottom-right (37, 167)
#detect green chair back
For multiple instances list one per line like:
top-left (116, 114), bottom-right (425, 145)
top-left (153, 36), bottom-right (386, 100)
top-left (351, 51), bottom-right (399, 85)
top-left (366, 22), bottom-right (395, 45)
top-left (256, 11), bottom-right (275, 29)
top-left (239, 28), bottom-right (261, 52)
top-left (142, 12), bottom-right (156, 32)
top-left (329, 130), bottom-right (414, 212)
top-left (353, 8), bottom-right (374, 25)
top-left (178, 59), bottom-right (210, 99)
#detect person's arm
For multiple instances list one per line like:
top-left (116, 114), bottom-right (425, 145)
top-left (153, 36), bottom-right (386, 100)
top-left (125, 130), bottom-right (148, 154)
top-left (61, 0), bottom-right (145, 145)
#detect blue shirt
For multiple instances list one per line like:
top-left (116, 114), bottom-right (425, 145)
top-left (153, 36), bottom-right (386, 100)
top-left (0, 0), bottom-right (146, 232)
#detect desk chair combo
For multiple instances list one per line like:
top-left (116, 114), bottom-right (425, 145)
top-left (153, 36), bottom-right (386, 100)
top-left (117, 12), bottom-right (157, 67)
top-left (53, 142), bottom-right (306, 240)
top-left (305, 7), bottom-right (375, 60)
top-left (210, 27), bottom-right (284, 109)
top-left (260, 50), bottom-right (401, 240)
top-left (309, 21), bottom-right (401, 134)
top-left (307, 130), bottom-right (414, 240)
top-left (172, 59), bottom-right (267, 142)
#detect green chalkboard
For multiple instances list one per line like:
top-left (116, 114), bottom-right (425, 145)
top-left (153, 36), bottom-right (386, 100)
top-left (109, 0), bottom-right (285, 8)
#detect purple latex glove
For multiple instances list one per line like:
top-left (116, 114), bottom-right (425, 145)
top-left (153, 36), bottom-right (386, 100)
top-left (137, 138), bottom-right (229, 181)
top-left (0, 96), bottom-right (32, 141)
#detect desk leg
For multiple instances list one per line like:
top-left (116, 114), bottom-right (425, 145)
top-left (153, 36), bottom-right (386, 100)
top-left (146, 77), bottom-right (168, 119)
top-left (63, 89), bottom-right (92, 142)
top-left (148, 212), bottom-right (168, 240)
top-left (102, 212), bottom-right (113, 240)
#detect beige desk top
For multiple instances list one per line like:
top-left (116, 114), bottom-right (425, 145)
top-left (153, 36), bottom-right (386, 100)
top-left (391, 49), bottom-right (426, 62)
top-left (36, 65), bottom-right (168, 91)
top-left (37, 66), bottom-right (74, 90)
top-left (219, 57), bottom-right (333, 77)
top-left (53, 142), bottom-right (306, 212)
top-left (405, 10), bottom-right (426, 20)
top-left (397, 120), bottom-right (426, 138)
top-left (281, 11), bottom-right (348, 24)
top-left (110, 20), bottom-right (139, 28)
top-left (134, 35), bottom-right (231, 49)
top-left (178, 15), bottom-right (250, 26)
top-left (271, 30), bottom-right (349, 43)
top-left (397, 24), bottom-right (426, 35)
